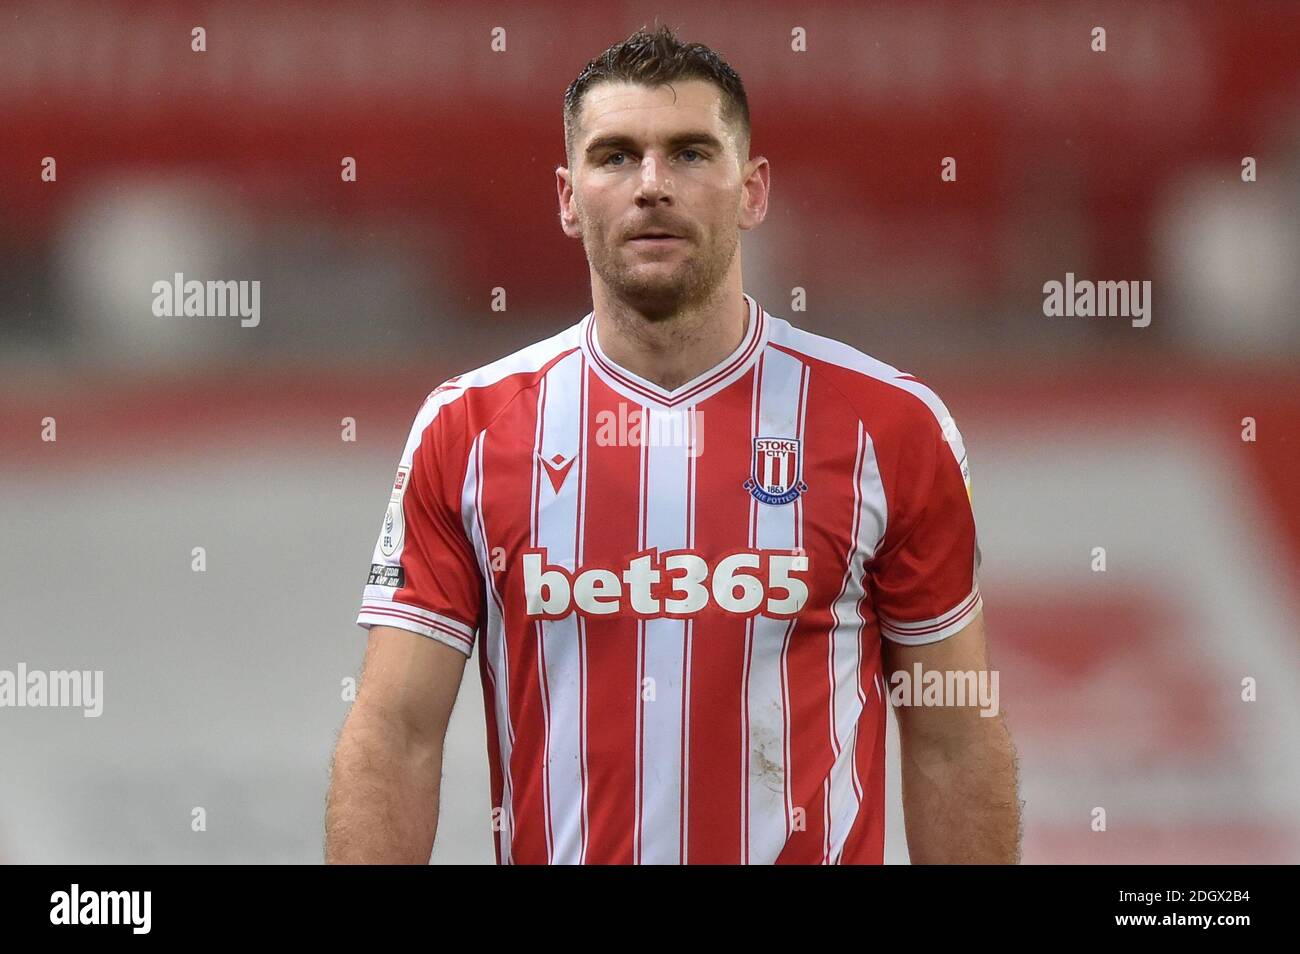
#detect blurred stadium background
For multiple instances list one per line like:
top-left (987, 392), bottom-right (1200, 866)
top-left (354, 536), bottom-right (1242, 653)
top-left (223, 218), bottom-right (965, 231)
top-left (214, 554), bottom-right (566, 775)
top-left (1, 0), bottom-right (1299, 863)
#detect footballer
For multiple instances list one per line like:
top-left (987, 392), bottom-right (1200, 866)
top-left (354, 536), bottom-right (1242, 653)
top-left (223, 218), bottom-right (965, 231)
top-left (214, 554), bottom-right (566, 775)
top-left (325, 25), bottom-right (1021, 865)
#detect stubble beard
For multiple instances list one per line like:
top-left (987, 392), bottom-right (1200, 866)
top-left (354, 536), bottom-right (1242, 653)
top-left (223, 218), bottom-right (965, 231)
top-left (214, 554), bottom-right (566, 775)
top-left (582, 213), bottom-right (740, 323)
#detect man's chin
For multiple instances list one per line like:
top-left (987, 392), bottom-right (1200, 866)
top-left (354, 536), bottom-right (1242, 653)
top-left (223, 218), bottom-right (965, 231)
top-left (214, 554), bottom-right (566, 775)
top-left (596, 251), bottom-right (721, 313)
top-left (606, 264), bottom-right (679, 294)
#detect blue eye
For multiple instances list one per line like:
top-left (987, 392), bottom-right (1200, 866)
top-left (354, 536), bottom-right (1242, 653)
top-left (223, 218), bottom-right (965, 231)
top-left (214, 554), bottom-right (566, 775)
top-left (604, 149), bottom-right (706, 166)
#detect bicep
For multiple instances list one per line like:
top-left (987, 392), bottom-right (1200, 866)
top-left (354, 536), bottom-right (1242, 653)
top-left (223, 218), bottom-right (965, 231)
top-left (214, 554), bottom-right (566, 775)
top-left (881, 609), bottom-right (992, 750)
top-left (355, 625), bottom-right (470, 743)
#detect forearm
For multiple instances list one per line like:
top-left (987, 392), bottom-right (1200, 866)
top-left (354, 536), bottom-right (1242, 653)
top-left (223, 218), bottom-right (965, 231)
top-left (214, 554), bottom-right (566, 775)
top-left (898, 712), bottom-right (1022, 863)
top-left (325, 704), bottom-right (444, 864)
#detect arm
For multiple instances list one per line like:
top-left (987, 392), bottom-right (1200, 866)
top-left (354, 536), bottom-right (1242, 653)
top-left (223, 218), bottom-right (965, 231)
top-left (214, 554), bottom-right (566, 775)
top-left (325, 625), bottom-right (469, 864)
top-left (881, 609), bottom-right (1022, 863)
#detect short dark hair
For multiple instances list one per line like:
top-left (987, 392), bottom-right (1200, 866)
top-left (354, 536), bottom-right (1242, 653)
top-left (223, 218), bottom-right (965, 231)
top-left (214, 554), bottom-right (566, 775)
top-left (563, 22), bottom-right (751, 166)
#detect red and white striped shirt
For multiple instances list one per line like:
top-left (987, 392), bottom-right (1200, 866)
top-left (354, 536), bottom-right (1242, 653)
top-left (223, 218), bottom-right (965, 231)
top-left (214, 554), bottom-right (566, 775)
top-left (358, 292), bottom-right (982, 864)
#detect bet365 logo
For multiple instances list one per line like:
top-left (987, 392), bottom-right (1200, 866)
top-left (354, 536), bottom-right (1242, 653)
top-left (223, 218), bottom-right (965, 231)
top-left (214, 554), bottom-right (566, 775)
top-left (522, 547), bottom-right (810, 620)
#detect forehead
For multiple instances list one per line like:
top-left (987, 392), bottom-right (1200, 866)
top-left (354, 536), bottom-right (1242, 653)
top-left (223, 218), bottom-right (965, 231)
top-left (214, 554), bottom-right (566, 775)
top-left (576, 79), bottom-right (729, 142)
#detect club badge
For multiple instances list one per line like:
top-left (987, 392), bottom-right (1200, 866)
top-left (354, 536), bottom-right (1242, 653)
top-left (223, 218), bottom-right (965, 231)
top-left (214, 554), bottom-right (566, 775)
top-left (743, 437), bottom-right (808, 505)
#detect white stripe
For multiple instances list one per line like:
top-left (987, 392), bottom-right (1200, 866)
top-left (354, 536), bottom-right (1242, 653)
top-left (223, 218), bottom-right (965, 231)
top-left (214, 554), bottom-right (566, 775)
top-left (464, 431), bottom-right (515, 864)
top-left (356, 600), bottom-right (474, 653)
top-left (575, 363), bottom-right (591, 864)
top-left (633, 428), bottom-right (647, 861)
top-left (528, 375), bottom-right (553, 864)
top-left (531, 350), bottom-right (588, 864)
top-left (746, 347), bottom-right (807, 863)
top-left (681, 408), bottom-right (699, 863)
top-left (358, 599), bottom-right (473, 637)
top-left (636, 403), bottom-right (693, 863)
top-left (826, 421), bottom-right (889, 861)
top-left (740, 366), bottom-right (761, 862)
top-left (879, 585), bottom-right (983, 644)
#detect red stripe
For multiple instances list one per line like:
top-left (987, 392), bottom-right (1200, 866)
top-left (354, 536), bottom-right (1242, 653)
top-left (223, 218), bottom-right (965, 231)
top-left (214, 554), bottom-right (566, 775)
top-left (740, 353), bottom-right (765, 863)
top-left (634, 416), bottom-right (650, 862)
top-left (777, 363), bottom-right (851, 862)
top-left (474, 432), bottom-right (517, 863)
top-left (359, 602), bottom-right (473, 637)
top-left (574, 356), bottom-right (590, 863)
top-left (880, 588), bottom-right (980, 637)
top-left (360, 606), bottom-right (473, 648)
top-left (480, 372), bottom-right (548, 864)
top-left (679, 407), bottom-right (695, 862)
top-left (839, 652), bottom-right (887, 863)
top-left (576, 374), bottom-right (641, 863)
top-left (478, 641), bottom-right (505, 864)
top-left (824, 423), bottom-right (869, 862)
top-left (533, 375), bottom-right (555, 863)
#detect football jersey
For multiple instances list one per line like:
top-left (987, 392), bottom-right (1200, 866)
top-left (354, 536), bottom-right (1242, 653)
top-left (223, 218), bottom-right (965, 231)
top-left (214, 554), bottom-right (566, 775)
top-left (357, 292), bottom-right (982, 864)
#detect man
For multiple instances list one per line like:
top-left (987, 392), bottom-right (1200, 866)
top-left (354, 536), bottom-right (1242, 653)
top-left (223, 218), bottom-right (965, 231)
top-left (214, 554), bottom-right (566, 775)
top-left (326, 25), bottom-right (1021, 864)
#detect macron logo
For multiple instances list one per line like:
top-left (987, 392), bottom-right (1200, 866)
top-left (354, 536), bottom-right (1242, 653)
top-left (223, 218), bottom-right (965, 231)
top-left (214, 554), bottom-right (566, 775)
top-left (538, 452), bottom-right (576, 493)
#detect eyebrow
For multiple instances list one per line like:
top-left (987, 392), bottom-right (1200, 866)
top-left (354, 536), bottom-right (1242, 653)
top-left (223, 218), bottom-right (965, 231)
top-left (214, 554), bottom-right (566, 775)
top-left (583, 131), bottom-right (725, 159)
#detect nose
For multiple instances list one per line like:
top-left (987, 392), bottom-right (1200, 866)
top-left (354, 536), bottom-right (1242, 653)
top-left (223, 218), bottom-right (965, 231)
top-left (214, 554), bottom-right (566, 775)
top-left (634, 154), bottom-right (672, 206)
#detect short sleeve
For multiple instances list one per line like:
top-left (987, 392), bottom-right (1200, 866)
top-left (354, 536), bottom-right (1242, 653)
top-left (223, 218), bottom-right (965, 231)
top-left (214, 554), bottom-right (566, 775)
top-left (356, 387), bottom-right (484, 656)
top-left (869, 395), bottom-right (982, 645)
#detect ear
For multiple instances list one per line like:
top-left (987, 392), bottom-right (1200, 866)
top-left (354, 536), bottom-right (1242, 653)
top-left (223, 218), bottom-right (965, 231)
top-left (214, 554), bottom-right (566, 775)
top-left (738, 155), bottom-right (770, 232)
top-left (556, 166), bottom-right (582, 238)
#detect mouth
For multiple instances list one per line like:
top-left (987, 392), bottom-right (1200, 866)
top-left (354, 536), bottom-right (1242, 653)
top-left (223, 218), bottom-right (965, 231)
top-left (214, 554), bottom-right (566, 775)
top-left (628, 232), bottom-right (685, 247)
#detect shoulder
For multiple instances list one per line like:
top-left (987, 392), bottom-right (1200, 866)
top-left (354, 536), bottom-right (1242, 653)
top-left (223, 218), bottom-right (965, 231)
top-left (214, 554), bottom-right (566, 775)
top-left (414, 319), bottom-right (586, 436)
top-left (765, 314), bottom-right (960, 444)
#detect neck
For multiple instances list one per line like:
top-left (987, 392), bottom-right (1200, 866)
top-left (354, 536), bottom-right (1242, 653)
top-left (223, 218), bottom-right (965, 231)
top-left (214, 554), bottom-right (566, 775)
top-left (590, 285), bottom-right (749, 392)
